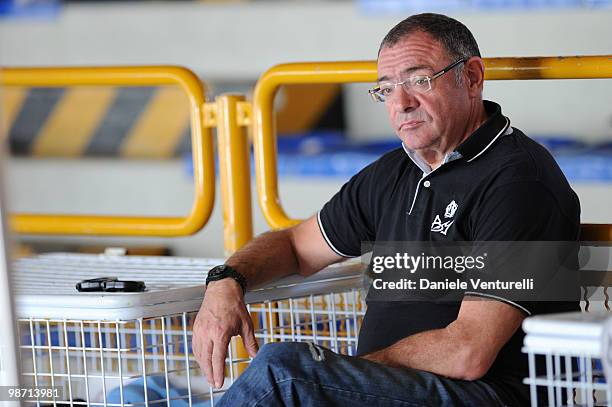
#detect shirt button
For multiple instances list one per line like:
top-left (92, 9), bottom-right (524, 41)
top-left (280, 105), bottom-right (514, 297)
top-left (423, 180), bottom-right (431, 188)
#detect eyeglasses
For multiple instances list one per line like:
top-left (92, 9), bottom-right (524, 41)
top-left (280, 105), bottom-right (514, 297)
top-left (368, 58), bottom-right (467, 102)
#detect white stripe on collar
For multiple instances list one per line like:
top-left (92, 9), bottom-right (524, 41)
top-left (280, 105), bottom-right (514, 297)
top-left (401, 116), bottom-right (511, 171)
top-left (466, 116), bottom-right (511, 163)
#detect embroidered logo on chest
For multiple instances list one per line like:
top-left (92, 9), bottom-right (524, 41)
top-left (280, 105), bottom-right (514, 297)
top-left (431, 200), bottom-right (458, 236)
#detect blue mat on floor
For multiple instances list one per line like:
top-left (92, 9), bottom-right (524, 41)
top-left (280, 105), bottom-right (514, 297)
top-left (107, 375), bottom-right (214, 406)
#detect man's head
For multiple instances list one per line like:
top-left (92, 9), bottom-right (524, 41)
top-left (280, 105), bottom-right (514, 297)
top-left (376, 13), bottom-right (486, 156)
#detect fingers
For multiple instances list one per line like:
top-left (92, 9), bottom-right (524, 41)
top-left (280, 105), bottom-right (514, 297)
top-left (192, 314), bottom-right (213, 386)
top-left (194, 321), bottom-right (228, 389)
top-left (200, 338), bottom-right (215, 388)
top-left (192, 286), bottom-right (255, 389)
top-left (241, 318), bottom-right (259, 358)
top-left (211, 334), bottom-right (230, 389)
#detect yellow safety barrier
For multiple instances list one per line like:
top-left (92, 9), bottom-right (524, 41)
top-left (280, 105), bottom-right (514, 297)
top-left (252, 55), bottom-right (612, 230)
top-left (1, 66), bottom-right (215, 237)
top-left (581, 223), bottom-right (612, 242)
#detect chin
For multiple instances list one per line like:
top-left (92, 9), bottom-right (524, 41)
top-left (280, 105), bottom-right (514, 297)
top-left (399, 133), bottom-right (436, 151)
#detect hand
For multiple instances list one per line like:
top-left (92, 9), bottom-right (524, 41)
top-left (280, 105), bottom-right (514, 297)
top-left (192, 278), bottom-right (259, 388)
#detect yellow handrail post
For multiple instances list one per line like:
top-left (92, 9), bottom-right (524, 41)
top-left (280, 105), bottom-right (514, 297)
top-left (214, 94), bottom-right (254, 255)
top-left (0, 66), bottom-right (215, 237)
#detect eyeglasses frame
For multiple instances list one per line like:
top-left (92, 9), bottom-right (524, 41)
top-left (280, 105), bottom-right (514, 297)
top-left (368, 58), bottom-right (468, 102)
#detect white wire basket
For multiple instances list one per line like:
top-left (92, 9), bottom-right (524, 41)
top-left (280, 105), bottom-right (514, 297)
top-left (12, 253), bottom-right (367, 406)
top-left (523, 311), bottom-right (611, 407)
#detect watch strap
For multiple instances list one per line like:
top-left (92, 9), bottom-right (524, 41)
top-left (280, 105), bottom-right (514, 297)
top-left (206, 264), bottom-right (247, 294)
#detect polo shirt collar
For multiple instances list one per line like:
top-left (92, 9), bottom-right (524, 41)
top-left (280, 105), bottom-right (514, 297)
top-left (456, 100), bottom-right (510, 162)
top-left (401, 100), bottom-right (510, 173)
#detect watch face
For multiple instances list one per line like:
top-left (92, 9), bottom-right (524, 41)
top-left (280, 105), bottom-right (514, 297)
top-left (205, 264), bottom-right (246, 293)
top-left (208, 265), bottom-right (228, 278)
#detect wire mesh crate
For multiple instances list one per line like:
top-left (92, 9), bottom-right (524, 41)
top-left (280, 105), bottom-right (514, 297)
top-left (12, 253), bottom-right (366, 406)
top-left (523, 311), bottom-right (611, 407)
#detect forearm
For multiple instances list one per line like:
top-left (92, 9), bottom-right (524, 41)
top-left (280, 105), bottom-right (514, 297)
top-left (364, 324), bottom-right (486, 380)
top-left (225, 229), bottom-right (300, 289)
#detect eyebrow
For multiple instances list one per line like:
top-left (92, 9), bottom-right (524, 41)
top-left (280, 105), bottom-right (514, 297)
top-left (377, 65), bottom-right (431, 83)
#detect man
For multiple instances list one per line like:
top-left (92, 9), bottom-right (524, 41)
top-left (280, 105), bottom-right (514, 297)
top-left (193, 13), bottom-right (580, 406)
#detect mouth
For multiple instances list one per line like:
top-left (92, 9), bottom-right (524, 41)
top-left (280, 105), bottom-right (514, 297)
top-left (398, 121), bottom-right (424, 131)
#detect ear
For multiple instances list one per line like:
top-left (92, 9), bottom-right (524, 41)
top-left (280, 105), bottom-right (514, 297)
top-left (463, 57), bottom-right (485, 98)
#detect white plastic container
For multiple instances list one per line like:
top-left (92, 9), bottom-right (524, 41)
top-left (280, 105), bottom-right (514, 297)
top-left (12, 253), bottom-right (366, 406)
top-left (523, 311), bottom-right (610, 407)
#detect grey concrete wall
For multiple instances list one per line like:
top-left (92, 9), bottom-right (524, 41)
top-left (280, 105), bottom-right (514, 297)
top-left (1, 3), bottom-right (611, 139)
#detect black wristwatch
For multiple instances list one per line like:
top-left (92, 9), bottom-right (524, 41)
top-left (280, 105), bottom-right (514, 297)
top-left (205, 264), bottom-right (247, 294)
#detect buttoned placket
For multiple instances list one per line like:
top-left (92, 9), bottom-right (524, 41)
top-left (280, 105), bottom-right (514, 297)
top-left (404, 147), bottom-right (462, 216)
top-left (402, 114), bottom-right (510, 217)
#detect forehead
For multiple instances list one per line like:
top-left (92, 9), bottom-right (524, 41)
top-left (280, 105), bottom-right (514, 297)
top-left (377, 31), bottom-right (447, 80)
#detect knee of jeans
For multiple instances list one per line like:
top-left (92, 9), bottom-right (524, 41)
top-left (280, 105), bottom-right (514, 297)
top-left (252, 342), bottom-right (309, 368)
top-left (257, 342), bottom-right (304, 359)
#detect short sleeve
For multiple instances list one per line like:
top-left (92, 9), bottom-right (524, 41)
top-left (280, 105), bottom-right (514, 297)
top-left (318, 163), bottom-right (377, 258)
top-left (465, 180), bottom-right (580, 315)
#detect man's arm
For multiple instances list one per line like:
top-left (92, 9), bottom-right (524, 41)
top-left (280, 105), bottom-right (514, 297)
top-left (192, 215), bottom-right (344, 388)
top-left (362, 297), bottom-right (525, 380)
top-left (225, 215), bottom-right (345, 287)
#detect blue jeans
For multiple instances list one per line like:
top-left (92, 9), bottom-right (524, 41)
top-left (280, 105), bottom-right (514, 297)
top-left (217, 342), bottom-right (506, 407)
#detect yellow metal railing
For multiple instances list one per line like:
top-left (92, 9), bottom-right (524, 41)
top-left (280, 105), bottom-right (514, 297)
top-left (251, 55), bottom-right (612, 230)
top-left (1, 66), bottom-right (215, 237)
top-left (4, 58), bottom-right (612, 243)
top-left (581, 224), bottom-right (612, 242)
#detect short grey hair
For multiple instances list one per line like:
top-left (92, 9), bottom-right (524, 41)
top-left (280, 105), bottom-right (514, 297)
top-left (378, 13), bottom-right (481, 84)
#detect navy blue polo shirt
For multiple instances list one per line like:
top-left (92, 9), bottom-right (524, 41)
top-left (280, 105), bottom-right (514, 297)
top-left (317, 100), bottom-right (580, 405)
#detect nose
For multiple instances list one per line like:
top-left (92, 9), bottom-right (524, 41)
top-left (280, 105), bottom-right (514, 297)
top-left (389, 86), bottom-right (419, 113)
